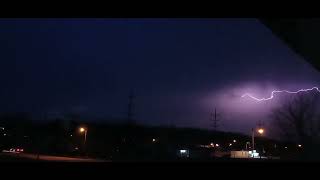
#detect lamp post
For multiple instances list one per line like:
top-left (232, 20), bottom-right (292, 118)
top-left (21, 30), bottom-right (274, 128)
top-left (79, 127), bottom-right (87, 156)
top-left (251, 125), bottom-right (264, 159)
top-left (246, 142), bottom-right (250, 150)
top-left (252, 128), bottom-right (255, 151)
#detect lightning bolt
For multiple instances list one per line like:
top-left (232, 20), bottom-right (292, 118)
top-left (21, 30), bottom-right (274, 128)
top-left (241, 87), bottom-right (320, 101)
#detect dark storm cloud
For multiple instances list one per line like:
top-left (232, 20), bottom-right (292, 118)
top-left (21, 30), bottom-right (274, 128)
top-left (0, 18), bottom-right (319, 135)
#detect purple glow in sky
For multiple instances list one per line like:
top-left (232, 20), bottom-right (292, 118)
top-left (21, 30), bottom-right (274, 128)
top-left (201, 81), bottom-right (320, 136)
top-left (1, 19), bottom-right (320, 136)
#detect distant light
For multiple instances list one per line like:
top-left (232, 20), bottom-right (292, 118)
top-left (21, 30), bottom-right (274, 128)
top-left (215, 144), bottom-right (219, 147)
top-left (229, 143), bottom-right (232, 146)
top-left (70, 134), bottom-right (73, 137)
top-left (152, 138), bottom-right (156, 142)
top-left (233, 140), bottom-right (236, 143)
top-left (285, 146), bottom-right (288, 149)
top-left (75, 147), bottom-right (79, 150)
top-left (298, 144), bottom-right (302, 148)
top-left (180, 150), bottom-right (187, 153)
top-left (210, 143), bottom-right (214, 146)
top-left (258, 128), bottom-right (264, 134)
top-left (251, 152), bottom-right (259, 158)
top-left (3, 134), bottom-right (6, 136)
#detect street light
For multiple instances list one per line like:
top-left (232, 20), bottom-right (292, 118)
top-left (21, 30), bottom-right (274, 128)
top-left (251, 126), bottom-right (265, 151)
top-left (79, 127), bottom-right (87, 147)
top-left (258, 128), bottom-right (264, 134)
top-left (79, 127), bottom-right (85, 133)
top-left (79, 127), bottom-right (88, 157)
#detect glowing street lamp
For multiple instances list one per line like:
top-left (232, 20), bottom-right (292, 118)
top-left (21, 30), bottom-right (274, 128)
top-left (251, 125), bottom-right (265, 151)
top-left (79, 127), bottom-right (87, 146)
top-left (79, 127), bottom-right (85, 133)
top-left (258, 128), bottom-right (264, 135)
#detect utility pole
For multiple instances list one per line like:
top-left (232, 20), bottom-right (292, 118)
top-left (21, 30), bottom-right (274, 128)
top-left (124, 90), bottom-right (136, 157)
top-left (127, 90), bottom-right (135, 124)
top-left (252, 128), bottom-right (255, 151)
top-left (210, 108), bottom-right (220, 132)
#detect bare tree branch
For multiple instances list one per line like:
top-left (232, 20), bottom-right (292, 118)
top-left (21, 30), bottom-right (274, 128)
top-left (270, 94), bottom-right (320, 144)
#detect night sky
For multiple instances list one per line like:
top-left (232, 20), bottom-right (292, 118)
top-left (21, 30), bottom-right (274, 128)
top-left (1, 18), bottom-right (320, 135)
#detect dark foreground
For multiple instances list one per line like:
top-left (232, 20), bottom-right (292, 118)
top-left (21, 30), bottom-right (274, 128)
top-left (1, 152), bottom-right (300, 162)
top-left (0, 153), bottom-right (107, 162)
top-left (0, 153), bottom-right (40, 162)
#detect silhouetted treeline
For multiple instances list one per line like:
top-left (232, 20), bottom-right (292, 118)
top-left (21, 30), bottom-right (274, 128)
top-left (0, 112), bottom-right (300, 160)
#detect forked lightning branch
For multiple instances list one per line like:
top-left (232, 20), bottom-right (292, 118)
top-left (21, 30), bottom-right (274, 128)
top-left (241, 87), bottom-right (320, 101)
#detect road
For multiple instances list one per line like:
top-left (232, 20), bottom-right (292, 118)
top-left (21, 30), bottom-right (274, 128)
top-left (0, 152), bottom-right (108, 162)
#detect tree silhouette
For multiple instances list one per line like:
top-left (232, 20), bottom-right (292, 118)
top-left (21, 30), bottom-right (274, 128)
top-left (270, 94), bottom-right (320, 160)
